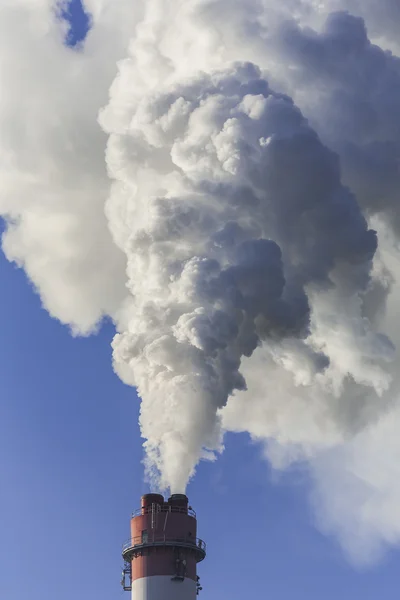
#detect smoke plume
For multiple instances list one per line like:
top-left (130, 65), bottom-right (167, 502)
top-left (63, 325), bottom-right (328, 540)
top-left (2, 0), bottom-right (400, 563)
top-left (100, 59), bottom-right (389, 491)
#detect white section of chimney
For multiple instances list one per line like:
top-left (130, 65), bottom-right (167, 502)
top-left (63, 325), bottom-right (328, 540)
top-left (132, 575), bottom-right (196, 600)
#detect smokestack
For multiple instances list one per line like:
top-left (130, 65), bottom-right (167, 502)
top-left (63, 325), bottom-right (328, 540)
top-left (121, 494), bottom-right (206, 598)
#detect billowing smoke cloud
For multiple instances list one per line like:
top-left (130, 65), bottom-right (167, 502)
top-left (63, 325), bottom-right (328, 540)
top-left (2, 0), bottom-right (400, 564)
top-left (308, 0), bottom-right (400, 53)
top-left (265, 11), bottom-right (400, 237)
top-left (0, 0), bottom-right (142, 333)
top-left (100, 59), bottom-right (390, 491)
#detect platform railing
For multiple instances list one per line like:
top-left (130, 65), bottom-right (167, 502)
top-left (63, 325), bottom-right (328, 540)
top-left (122, 535), bottom-right (206, 554)
top-left (132, 505), bottom-right (196, 518)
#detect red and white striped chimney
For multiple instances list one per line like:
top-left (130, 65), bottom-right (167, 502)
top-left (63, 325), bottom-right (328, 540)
top-left (121, 493), bottom-right (206, 599)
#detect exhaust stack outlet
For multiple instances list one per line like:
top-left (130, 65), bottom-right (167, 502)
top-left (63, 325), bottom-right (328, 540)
top-left (121, 494), bottom-right (206, 598)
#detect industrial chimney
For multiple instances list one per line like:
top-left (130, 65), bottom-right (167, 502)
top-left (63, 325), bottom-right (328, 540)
top-left (121, 493), bottom-right (206, 598)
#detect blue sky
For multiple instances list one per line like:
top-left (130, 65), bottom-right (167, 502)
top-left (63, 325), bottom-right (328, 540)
top-left (1, 2), bottom-right (400, 599)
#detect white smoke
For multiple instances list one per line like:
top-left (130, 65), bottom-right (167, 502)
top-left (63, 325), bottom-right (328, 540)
top-left (2, 0), bottom-right (400, 563)
top-left (0, 0), bottom-right (148, 333)
top-left (100, 59), bottom-right (391, 491)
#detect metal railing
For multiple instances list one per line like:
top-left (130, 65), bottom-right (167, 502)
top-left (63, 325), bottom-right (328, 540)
top-left (122, 535), bottom-right (206, 554)
top-left (132, 505), bottom-right (196, 518)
